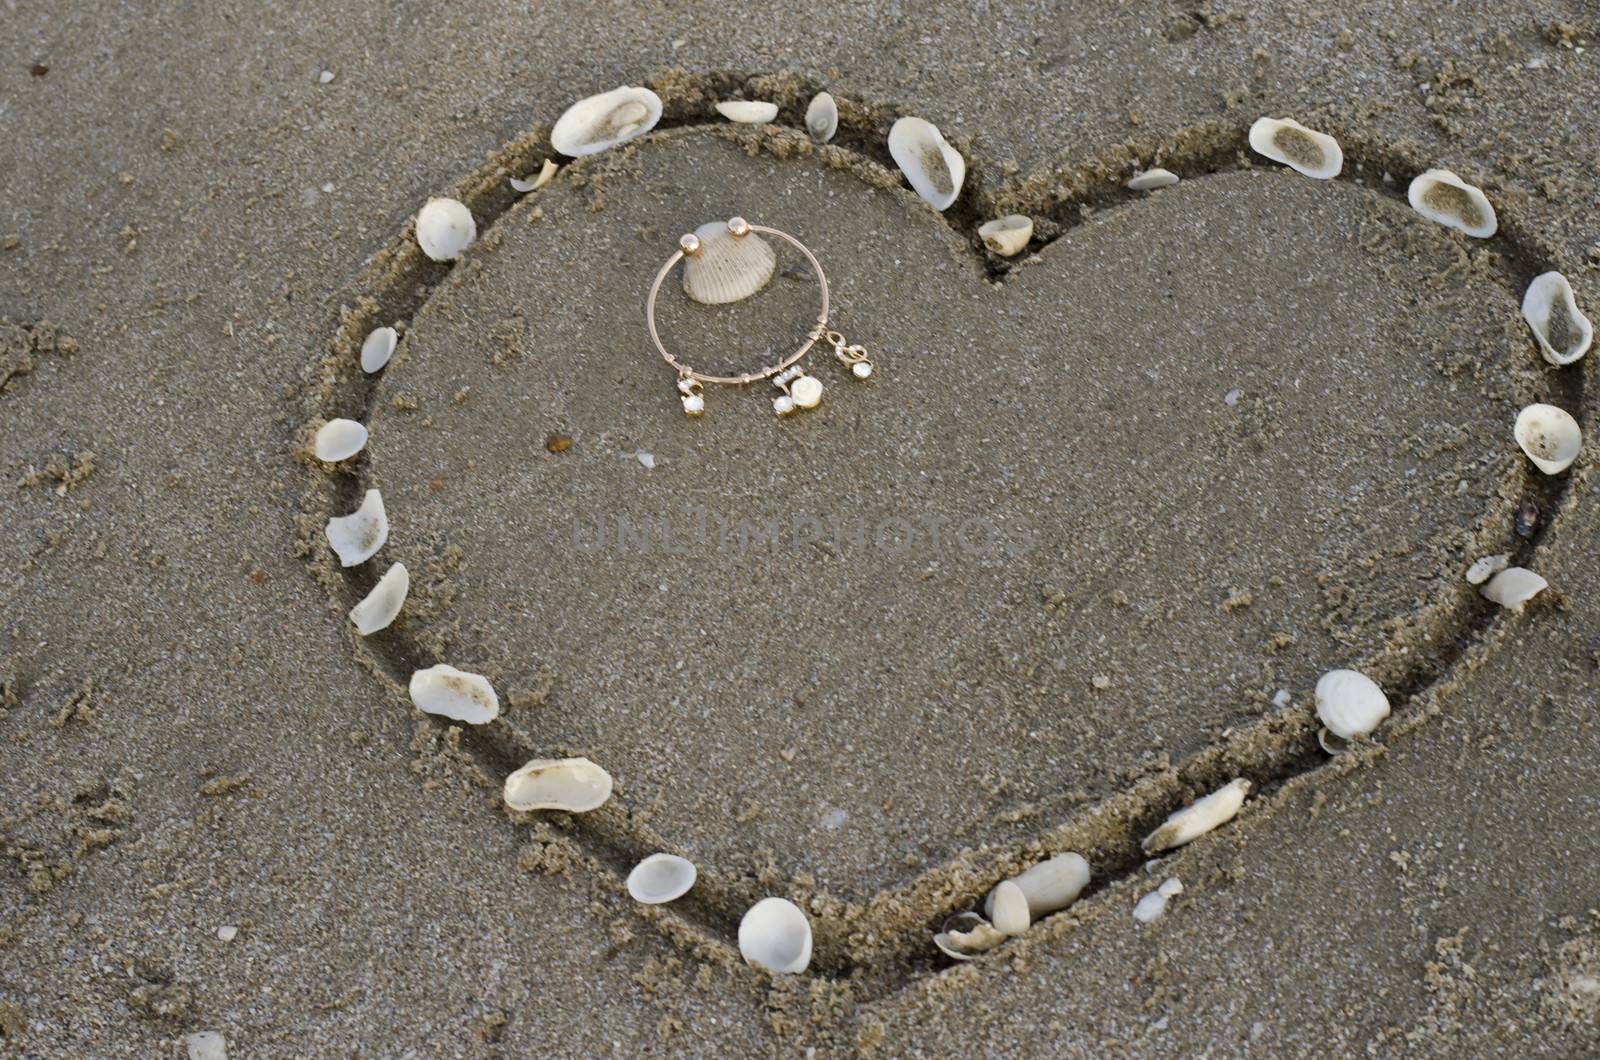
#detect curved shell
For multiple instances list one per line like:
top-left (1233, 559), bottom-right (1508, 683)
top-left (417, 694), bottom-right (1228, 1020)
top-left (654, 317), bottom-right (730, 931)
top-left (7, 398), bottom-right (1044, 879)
top-left (887, 116), bottom-right (965, 211)
top-left (349, 562), bottom-right (409, 635)
top-left (715, 100), bottom-right (778, 124)
top-left (360, 326), bottom-right (397, 373)
top-left (1141, 778), bottom-right (1251, 854)
top-left (1314, 668), bottom-right (1391, 752)
top-left (415, 197), bottom-right (476, 262)
top-left (1522, 272), bottom-right (1592, 367)
top-left (1514, 403), bottom-right (1582, 475)
top-left (325, 489), bottom-right (387, 567)
top-left (510, 159), bottom-right (559, 194)
top-left (681, 220), bottom-right (777, 305)
top-left (805, 91), bottom-right (838, 143)
top-left (738, 897), bottom-right (812, 974)
top-left (626, 853), bottom-right (697, 904)
top-left (550, 86), bottom-right (661, 157)
top-left (1009, 852), bottom-right (1090, 919)
top-left (1465, 554), bottom-right (1509, 586)
top-left (1481, 567), bottom-right (1548, 612)
top-left (978, 215), bottom-right (1033, 257)
top-left (983, 879), bottom-right (1030, 936)
top-left (1127, 167), bottom-right (1180, 191)
top-left (503, 756), bottom-right (613, 812)
top-left (409, 664), bottom-right (499, 725)
top-left (1248, 117), bottom-right (1343, 179)
top-left (933, 912), bottom-right (1007, 961)
top-left (1407, 169), bottom-right (1497, 238)
top-left (313, 418), bottom-right (367, 462)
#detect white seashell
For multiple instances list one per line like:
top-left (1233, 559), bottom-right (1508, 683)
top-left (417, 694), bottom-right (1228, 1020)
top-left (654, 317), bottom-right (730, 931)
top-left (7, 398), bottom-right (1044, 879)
top-left (738, 897), bottom-right (812, 974)
top-left (1314, 668), bottom-right (1391, 753)
top-left (415, 197), bottom-right (476, 262)
top-left (1522, 272), bottom-right (1592, 367)
top-left (887, 116), bottom-right (965, 211)
top-left (550, 86), bottom-right (662, 157)
top-left (313, 418), bottom-right (368, 462)
top-left (1133, 878), bottom-right (1183, 924)
top-left (933, 912), bottom-right (1007, 961)
top-left (503, 756), bottom-right (612, 812)
top-left (978, 215), bottom-right (1033, 257)
top-left (680, 220), bottom-right (777, 305)
top-left (184, 1031), bottom-right (228, 1060)
top-left (324, 489), bottom-right (387, 567)
top-left (1247, 117), bottom-right (1343, 179)
top-left (626, 853), bottom-right (697, 904)
top-left (1141, 778), bottom-right (1251, 854)
top-left (1127, 167), bottom-right (1180, 191)
top-left (1008, 852), bottom-right (1090, 920)
top-left (360, 326), bottom-right (397, 373)
top-left (805, 91), bottom-right (838, 143)
top-left (983, 879), bottom-right (1030, 936)
top-left (510, 159), bottom-right (559, 194)
top-left (1465, 554), bottom-right (1510, 586)
top-left (409, 663), bottom-right (499, 724)
top-left (715, 100), bottom-right (779, 124)
top-left (348, 562), bottom-right (409, 635)
top-left (1407, 169), bottom-right (1497, 238)
top-left (1481, 567), bottom-right (1548, 612)
top-left (1514, 403), bottom-right (1582, 475)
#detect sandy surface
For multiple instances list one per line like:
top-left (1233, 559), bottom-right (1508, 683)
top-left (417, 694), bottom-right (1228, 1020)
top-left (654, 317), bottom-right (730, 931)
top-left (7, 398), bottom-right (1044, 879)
top-left (2, 0), bottom-right (1597, 1055)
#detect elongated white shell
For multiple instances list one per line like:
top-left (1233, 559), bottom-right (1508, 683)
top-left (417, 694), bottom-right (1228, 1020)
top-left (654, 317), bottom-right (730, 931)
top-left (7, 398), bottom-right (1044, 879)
top-left (550, 86), bottom-right (661, 157)
top-left (313, 418), bottom-right (367, 462)
top-left (510, 159), bottom-right (559, 194)
top-left (1465, 554), bottom-right (1509, 586)
top-left (626, 853), bottom-right (697, 904)
top-left (325, 489), bottom-right (387, 567)
top-left (1408, 169), bottom-right (1497, 238)
top-left (933, 912), bottom-right (1006, 961)
top-left (360, 326), bottom-right (397, 373)
top-left (1314, 668), bottom-right (1391, 752)
top-left (715, 100), bottom-right (778, 124)
top-left (349, 562), bottom-right (409, 635)
top-left (415, 197), bottom-right (475, 262)
top-left (983, 879), bottom-right (1030, 936)
top-left (887, 116), bottom-right (965, 211)
top-left (1481, 567), bottom-right (1548, 611)
top-left (1248, 117), bottom-right (1343, 179)
top-left (978, 215), bottom-right (1033, 257)
top-left (409, 664), bottom-right (499, 724)
top-left (681, 220), bottom-right (777, 305)
top-left (1009, 852), bottom-right (1090, 919)
top-left (1127, 167), bottom-right (1180, 191)
top-left (805, 91), bottom-right (838, 143)
top-left (1141, 778), bottom-right (1251, 854)
top-left (1522, 272), bottom-right (1592, 367)
top-left (738, 897), bottom-right (812, 973)
top-left (503, 756), bottom-right (612, 812)
top-left (1514, 403), bottom-right (1582, 474)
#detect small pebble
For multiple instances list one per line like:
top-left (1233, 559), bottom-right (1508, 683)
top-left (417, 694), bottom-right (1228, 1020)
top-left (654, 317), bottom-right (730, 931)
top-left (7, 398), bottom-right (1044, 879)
top-left (318, 70), bottom-right (335, 84)
top-left (1224, 388), bottom-right (1242, 406)
top-left (1516, 498), bottom-right (1540, 538)
top-left (635, 451), bottom-right (655, 470)
top-left (1091, 674), bottom-right (1111, 690)
top-left (216, 925), bottom-right (238, 942)
top-left (185, 1031), bottom-right (227, 1060)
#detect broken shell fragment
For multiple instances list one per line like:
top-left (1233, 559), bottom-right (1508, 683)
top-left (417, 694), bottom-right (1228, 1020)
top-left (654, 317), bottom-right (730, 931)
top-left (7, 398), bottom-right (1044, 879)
top-left (680, 220), bottom-right (777, 305)
top-left (1465, 554), bottom-right (1510, 586)
top-left (550, 86), bottom-right (662, 157)
top-left (626, 853), bottom-right (697, 904)
top-left (1247, 117), bottom-right (1343, 179)
top-left (324, 489), bottom-right (387, 567)
top-left (1009, 852), bottom-right (1090, 920)
top-left (415, 197), bottom-right (476, 262)
top-left (348, 562), bottom-right (409, 635)
top-left (360, 326), bottom-right (397, 373)
top-left (984, 879), bottom-right (1030, 936)
top-left (1127, 167), bottom-right (1180, 191)
top-left (805, 91), bottom-right (838, 143)
top-left (1481, 567), bottom-right (1548, 612)
top-left (887, 116), bottom-right (965, 211)
top-left (1133, 878), bottom-right (1184, 924)
top-left (1522, 272), bottom-right (1592, 367)
top-left (510, 159), bottom-right (559, 193)
top-left (1314, 668), bottom-right (1391, 753)
top-left (738, 897), bottom-right (812, 974)
top-left (409, 664), bottom-right (499, 725)
top-left (933, 912), bottom-right (1007, 961)
top-left (1514, 403), bottom-right (1582, 475)
top-left (1141, 778), bottom-right (1251, 855)
top-left (1407, 169), bottom-right (1497, 238)
top-left (978, 215), bottom-right (1033, 257)
top-left (504, 756), bottom-right (613, 812)
top-left (313, 418), bottom-right (367, 462)
top-left (715, 100), bottom-right (779, 124)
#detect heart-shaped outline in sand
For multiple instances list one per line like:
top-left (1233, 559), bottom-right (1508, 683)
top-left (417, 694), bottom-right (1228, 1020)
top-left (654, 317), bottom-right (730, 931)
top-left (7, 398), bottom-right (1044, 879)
top-left (296, 74), bottom-right (1584, 999)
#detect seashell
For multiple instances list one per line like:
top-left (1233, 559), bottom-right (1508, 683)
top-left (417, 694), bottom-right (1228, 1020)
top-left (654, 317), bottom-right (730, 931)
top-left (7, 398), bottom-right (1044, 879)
top-left (626, 852), bottom-right (697, 904)
top-left (738, 897), bottom-right (812, 974)
top-left (1407, 169), bottom-right (1497, 238)
top-left (510, 159), bottom-right (559, 194)
top-left (1247, 117), bottom-right (1343, 179)
top-left (887, 116), bottom-right (965, 212)
top-left (313, 418), bottom-right (367, 462)
top-left (1522, 272), bottom-right (1592, 367)
top-left (550, 86), bottom-right (662, 157)
top-left (409, 663), bottom-right (499, 724)
top-left (503, 756), bottom-right (613, 812)
top-left (805, 91), bottom-right (838, 143)
top-left (1133, 877), bottom-right (1184, 924)
top-left (415, 197), bottom-right (476, 262)
top-left (1514, 403), bottom-right (1582, 475)
top-left (360, 326), bottom-right (397, 373)
top-left (715, 100), bottom-right (779, 124)
top-left (680, 219), bottom-right (777, 305)
top-left (1127, 167), bottom-right (1180, 191)
top-left (1141, 778), bottom-right (1251, 855)
top-left (1465, 554), bottom-right (1509, 586)
top-left (983, 879), bottom-right (1030, 936)
top-left (324, 489), bottom-right (387, 567)
top-left (348, 562), bottom-right (409, 635)
top-left (933, 912), bottom-right (1007, 961)
top-left (1481, 567), bottom-right (1548, 612)
top-left (1314, 668), bottom-right (1391, 754)
top-left (978, 215), bottom-right (1033, 257)
top-left (1008, 852), bottom-right (1090, 920)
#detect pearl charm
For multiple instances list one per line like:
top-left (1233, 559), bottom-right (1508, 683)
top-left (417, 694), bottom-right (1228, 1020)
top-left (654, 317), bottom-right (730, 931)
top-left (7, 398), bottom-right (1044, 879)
top-left (790, 375), bottom-right (823, 409)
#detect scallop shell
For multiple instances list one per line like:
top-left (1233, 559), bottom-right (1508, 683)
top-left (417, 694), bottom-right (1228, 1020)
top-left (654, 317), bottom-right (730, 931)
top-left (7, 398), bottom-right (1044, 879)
top-left (503, 756), bottom-right (613, 812)
top-left (1313, 668), bottom-right (1391, 753)
top-left (1465, 554), bottom-right (1509, 586)
top-left (1247, 117), bottom-right (1343, 179)
top-left (715, 100), bottom-right (778, 124)
top-left (550, 86), bottom-right (661, 157)
top-left (887, 116), bottom-right (965, 211)
top-left (1141, 778), bottom-right (1251, 855)
top-left (409, 664), bottom-right (499, 725)
top-left (415, 197), bottom-right (475, 262)
top-left (348, 562), bottom-right (409, 635)
top-left (1009, 852), bottom-right (1090, 919)
top-left (983, 879), bottom-right (1030, 936)
top-left (805, 91), bottom-right (838, 143)
top-left (1481, 567), bottom-right (1548, 612)
top-left (510, 159), bottom-right (558, 194)
top-left (1522, 272), bottom-right (1592, 367)
top-left (978, 215), bottom-right (1033, 257)
top-left (626, 853), bottom-right (697, 904)
top-left (933, 912), bottom-right (1007, 961)
top-left (324, 489), bottom-right (387, 567)
top-left (360, 326), bottom-right (397, 373)
top-left (1407, 169), bottom-right (1497, 238)
top-left (1514, 403), bottom-right (1582, 475)
top-left (680, 220), bottom-right (777, 305)
top-left (738, 897), bottom-right (812, 974)
top-left (313, 418), bottom-right (367, 462)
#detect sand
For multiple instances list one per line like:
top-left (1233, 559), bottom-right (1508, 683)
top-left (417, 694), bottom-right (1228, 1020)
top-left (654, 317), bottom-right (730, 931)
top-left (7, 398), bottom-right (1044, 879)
top-left (2, 1), bottom-right (1597, 1055)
